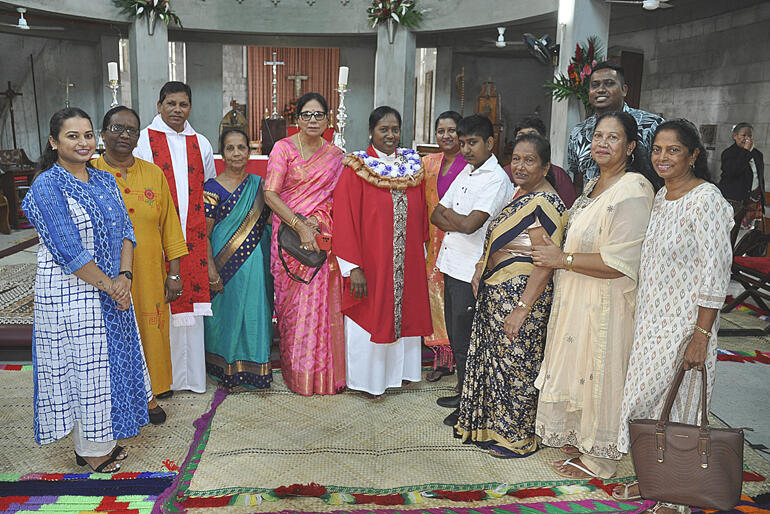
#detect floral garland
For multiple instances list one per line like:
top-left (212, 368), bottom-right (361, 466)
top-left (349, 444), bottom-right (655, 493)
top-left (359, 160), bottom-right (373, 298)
top-left (343, 148), bottom-right (424, 190)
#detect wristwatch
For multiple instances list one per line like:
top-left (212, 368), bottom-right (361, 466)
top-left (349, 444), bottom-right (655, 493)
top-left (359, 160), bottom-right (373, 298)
top-left (118, 270), bottom-right (133, 280)
top-left (167, 274), bottom-right (181, 281)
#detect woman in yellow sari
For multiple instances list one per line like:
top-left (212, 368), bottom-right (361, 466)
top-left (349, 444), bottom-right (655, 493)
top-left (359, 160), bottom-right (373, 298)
top-left (423, 111), bottom-right (466, 382)
top-left (532, 111), bottom-right (656, 479)
top-left (92, 106), bottom-right (188, 424)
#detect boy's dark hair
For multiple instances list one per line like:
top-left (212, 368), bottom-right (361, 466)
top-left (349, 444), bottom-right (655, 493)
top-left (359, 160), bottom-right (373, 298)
top-left (590, 61), bottom-right (625, 86)
top-left (158, 81), bottom-right (192, 104)
top-left (456, 114), bottom-right (494, 141)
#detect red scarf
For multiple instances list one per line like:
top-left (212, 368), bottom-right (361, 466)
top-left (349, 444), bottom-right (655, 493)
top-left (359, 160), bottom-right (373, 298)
top-left (148, 129), bottom-right (210, 315)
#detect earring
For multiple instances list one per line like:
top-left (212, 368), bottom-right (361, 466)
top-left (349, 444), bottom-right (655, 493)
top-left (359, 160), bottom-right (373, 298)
top-left (629, 153), bottom-right (635, 164)
top-left (689, 162), bottom-right (695, 170)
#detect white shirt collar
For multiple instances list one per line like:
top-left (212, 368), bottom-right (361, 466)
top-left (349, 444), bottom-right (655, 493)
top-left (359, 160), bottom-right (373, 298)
top-left (469, 153), bottom-right (499, 174)
top-left (373, 146), bottom-right (396, 163)
top-left (148, 114), bottom-right (197, 136)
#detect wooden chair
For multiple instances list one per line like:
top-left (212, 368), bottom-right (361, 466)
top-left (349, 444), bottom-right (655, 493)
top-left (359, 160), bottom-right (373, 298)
top-left (720, 229), bottom-right (770, 336)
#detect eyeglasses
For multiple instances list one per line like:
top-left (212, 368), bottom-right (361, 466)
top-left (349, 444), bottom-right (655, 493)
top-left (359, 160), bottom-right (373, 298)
top-left (299, 111), bottom-right (328, 122)
top-left (107, 124), bottom-right (140, 137)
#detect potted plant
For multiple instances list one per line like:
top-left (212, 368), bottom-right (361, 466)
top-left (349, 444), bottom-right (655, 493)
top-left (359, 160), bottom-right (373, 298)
top-left (544, 37), bottom-right (604, 116)
top-left (113, 0), bottom-right (183, 35)
top-left (366, 0), bottom-right (424, 44)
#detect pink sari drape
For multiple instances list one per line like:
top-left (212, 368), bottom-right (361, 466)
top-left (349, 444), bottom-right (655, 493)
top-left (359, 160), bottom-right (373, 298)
top-left (423, 152), bottom-right (467, 368)
top-left (266, 138), bottom-right (345, 395)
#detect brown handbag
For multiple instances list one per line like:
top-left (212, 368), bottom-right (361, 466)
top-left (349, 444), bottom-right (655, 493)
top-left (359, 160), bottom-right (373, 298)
top-left (629, 365), bottom-right (744, 511)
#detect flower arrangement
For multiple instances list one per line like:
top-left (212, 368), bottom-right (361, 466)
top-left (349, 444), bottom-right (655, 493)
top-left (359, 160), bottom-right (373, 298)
top-left (283, 99), bottom-right (298, 124)
top-left (544, 37), bottom-right (604, 113)
top-left (352, 148), bottom-right (422, 179)
top-left (112, 0), bottom-right (183, 27)
top-left (366, 0), bottom-right (423, 29)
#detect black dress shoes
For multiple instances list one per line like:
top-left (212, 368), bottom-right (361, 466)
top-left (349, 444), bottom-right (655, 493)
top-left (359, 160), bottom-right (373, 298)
top-left (156, 390), bottom-right (174, 400)
top-left (436, 394), bottom-right (461, 408)
top-left (443, 408), bottom-right (459, 427)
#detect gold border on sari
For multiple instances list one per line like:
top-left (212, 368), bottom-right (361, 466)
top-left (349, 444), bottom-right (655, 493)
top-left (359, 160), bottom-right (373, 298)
top-left (205, 351), bottom-right (271, 377)
top-left (203, 190), bottom-right (220, 208)
top-left (214, 185), bottom-right (266, 270)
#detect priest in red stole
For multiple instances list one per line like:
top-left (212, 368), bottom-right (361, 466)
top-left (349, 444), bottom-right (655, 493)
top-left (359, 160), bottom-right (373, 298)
top-left (332, 106), bottom-right (432, 398)
top-left (134, 81), bottom-right (216, 394)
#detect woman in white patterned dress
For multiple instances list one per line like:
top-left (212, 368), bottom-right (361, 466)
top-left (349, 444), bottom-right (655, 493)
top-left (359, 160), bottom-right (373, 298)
top-left (612, 120), bottom-right (733, 505)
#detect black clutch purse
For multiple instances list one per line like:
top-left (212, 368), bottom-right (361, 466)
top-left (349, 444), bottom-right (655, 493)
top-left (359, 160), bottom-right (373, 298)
top-left (277, 214), bottom-right (326, 284)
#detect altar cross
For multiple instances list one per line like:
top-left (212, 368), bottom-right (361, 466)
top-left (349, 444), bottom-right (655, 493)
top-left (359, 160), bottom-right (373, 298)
top-left (263, 51), bottom-right (285, 119)
top-left (0, 81), bottom-right (22, 149)
top-left (287, 71), bottom-right (309, 99)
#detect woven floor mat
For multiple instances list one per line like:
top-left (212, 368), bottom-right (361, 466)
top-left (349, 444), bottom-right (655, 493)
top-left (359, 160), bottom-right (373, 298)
top-left (0, 263), bottom-right (34, 325)
top-left (0, 368), bottom-right (215, 475)
top-left (188, 374), bottom-right (638, 496)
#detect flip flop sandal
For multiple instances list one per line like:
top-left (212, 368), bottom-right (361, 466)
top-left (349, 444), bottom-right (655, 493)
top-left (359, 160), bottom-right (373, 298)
top-left (111, 445), bottom-right (128, 461)
top-left (552, 457), bottom-right (601, 479)
top-left (75, 452), bottom-right (121, 473)
top-left (611, 481), bottom-right (641, 501)
top-left (426, 367), bottom-right (453, 382)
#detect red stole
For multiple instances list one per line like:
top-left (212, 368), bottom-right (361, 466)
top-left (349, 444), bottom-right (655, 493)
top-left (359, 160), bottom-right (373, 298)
top-left (148, 129), bottom-right (210, 314)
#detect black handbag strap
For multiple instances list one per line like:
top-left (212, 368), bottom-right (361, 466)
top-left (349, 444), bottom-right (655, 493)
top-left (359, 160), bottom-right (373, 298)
top-left (278, 243), bottom-right (323, 284)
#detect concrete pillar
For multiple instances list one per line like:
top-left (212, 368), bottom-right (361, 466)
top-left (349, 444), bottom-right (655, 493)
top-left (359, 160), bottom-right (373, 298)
top-left (129, 18), bottom-right (169, 129)
top-left (374, 23), bottom-right (417, 147)
top-left (97, 35), bottom-right (120, 123)
top-left (340, 46), bottom-right (376, 152)
top-left (433, 46), bottom-right (453, 118)
top-left (549, 0), bottom-right (610, 168)
top-left (186, 42), bottom-right (223, 148)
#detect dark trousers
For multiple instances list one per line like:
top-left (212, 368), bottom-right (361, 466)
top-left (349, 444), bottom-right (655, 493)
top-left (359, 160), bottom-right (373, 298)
top-left (727, 198), bottom-right (749, 249)
top-left (443, 274), bottom-right (475, 392)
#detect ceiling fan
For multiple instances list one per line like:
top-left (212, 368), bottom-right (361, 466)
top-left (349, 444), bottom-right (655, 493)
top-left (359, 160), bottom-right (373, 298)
top-left (605, 0), bottom-right (673, 10)
top-left (480, 27), bottom-right (524, 49)
top-left (523, 33), bottom-right (559, 66)
top-left (0, 7), bottom-right (65, 31)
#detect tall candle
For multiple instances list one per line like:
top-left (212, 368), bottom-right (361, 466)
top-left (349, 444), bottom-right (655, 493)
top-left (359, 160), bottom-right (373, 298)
top-left (338, 66), bottom-right (349, 88)
top-left (107, 62), bottom-right (119, 82)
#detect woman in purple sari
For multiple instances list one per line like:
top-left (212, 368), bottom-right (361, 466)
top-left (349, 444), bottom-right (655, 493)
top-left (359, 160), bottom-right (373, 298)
top-left (424, 111), bottom-right (468, 383)
top-left (265, 92), bottom-right (346, 395)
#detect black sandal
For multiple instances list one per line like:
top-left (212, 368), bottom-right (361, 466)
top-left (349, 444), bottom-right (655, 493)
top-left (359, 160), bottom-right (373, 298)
top-left (75, 451), bottom-right (121, 473)
top-left (425, 367), bottom-right (453, 382)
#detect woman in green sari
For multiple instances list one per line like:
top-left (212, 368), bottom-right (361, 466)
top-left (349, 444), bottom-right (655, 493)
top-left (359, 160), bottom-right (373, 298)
top-left (203, 128), bottom-right (273, 389)
top-left (454, 134), bottom-right (567, 458)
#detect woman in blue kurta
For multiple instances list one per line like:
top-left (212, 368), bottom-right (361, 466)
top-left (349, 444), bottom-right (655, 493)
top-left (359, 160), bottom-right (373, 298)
top-left (22, 108), bottom-right (151, 473)
top-left (203, 129), bottom-right (273, 389)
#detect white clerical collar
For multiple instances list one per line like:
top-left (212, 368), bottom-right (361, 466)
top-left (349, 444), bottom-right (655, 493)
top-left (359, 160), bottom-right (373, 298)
top-left (373, 147), bottom-right (396, 163)
top-left (149, 114), bottom-right (196, 136)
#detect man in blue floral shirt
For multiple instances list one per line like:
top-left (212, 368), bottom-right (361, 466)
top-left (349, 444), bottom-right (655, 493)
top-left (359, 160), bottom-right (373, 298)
top-left (567, 61), bottom-right (663, 190)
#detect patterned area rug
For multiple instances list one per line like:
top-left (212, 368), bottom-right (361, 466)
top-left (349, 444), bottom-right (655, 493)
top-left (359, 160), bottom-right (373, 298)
top-left (158, 372), bottom-right (770, 513)
top-left (0, 263), bottom-right (34, 325)
top-left (0, 368), bottom-right (216, 500)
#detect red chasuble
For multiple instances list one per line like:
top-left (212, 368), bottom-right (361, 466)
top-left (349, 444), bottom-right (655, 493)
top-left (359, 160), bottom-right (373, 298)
top-left (332, 146), bottom-right (432, 343)
top-left (148, 130), bottom-right (210, 315)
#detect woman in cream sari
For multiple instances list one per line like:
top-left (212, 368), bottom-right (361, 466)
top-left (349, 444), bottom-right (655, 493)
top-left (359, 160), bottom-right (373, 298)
top-left (531, 111), bottom-right (656, 479)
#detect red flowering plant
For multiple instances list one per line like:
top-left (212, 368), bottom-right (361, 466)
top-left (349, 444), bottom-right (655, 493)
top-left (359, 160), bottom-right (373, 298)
top-left (366, 0), bottom-right (424, 29)
top-left (283, 99), bottom-right (299, 124)
top-left (544, 36), bottom-right (604, 114)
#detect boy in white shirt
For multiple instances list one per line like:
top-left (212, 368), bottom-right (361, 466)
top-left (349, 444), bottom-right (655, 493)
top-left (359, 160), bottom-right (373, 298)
top-left (430, 114), bottom-right (514, 426)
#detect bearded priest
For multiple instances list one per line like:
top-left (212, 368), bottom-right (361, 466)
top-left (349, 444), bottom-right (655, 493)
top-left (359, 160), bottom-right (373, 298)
top-left (332, 106), bottom-right (432, 400)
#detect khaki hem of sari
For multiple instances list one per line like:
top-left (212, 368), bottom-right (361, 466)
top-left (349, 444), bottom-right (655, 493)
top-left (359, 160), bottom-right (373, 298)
top-left (205, 351), bottom-right (272, 390)
top-left (455, 426), bottom-right (538, 456)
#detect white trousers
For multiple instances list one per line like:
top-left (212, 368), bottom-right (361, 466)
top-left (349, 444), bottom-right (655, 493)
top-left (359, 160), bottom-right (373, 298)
top-left (344, 316), bottom-right (422, 396)
top-left (169, 317), bottom-right (207, 393)
top-left (72, 421), bottom-right (116, 457)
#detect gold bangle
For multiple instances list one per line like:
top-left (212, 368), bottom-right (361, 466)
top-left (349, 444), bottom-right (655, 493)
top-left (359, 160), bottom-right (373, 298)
top-left (693, 325), bottom-right (712, 338)
top-left (516, 300), bottom-right (532, 311)
top-left (566, 253), bottom-right (574, 271)
top-left (288, 215), bottom-right (299, 228)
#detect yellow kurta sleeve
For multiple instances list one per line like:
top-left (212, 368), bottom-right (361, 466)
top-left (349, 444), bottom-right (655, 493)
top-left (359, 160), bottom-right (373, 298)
top-left (153, 161), bottom-right (188, 261)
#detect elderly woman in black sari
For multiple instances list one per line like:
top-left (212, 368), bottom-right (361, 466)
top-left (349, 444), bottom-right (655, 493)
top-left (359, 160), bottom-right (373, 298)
top-left (454, 134), bottom-right (568, 458)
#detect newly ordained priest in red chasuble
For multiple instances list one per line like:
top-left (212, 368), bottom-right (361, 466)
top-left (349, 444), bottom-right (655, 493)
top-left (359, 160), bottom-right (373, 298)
top-left (333, 106), bottom-right (432, 399)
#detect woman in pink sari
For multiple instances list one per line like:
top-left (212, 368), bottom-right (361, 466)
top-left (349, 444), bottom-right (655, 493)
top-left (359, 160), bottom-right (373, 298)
top-left (423, 111), bottom-right (467, 383)
top-left (265, 92), bottom-right (345, 395)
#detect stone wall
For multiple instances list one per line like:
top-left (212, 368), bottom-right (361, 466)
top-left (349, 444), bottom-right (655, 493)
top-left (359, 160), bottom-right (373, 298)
top-left (609, 2), bottom-right (770, 181)
top-left (222, 45), bottom-right (248, 117)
